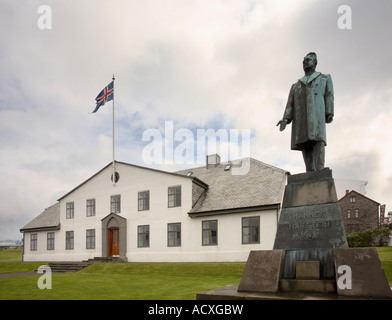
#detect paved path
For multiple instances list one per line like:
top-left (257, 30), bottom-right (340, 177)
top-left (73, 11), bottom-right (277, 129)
top-left (0, 272), bottom-right (37, 278)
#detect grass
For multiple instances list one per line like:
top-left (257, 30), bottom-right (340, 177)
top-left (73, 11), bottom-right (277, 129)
top-left (0, 248), bottom-right (23, 261)
top-left (376, 247), bottom-right (392, 283)
top-left (0, 262), bottom-right (245, 300)
top-left (0, 249), bottom-right (44, 274)
top-left (0, 248), bottom-right (391, 300)
top-left (0, 249), bottom-right (245, 300)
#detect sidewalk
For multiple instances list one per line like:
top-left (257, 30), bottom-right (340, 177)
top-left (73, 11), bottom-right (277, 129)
top-left (0, 272), bottom-right (37, 278)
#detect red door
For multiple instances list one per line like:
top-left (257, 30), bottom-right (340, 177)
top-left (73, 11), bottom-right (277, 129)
top-left (108, 228), bottom-right (119, 257)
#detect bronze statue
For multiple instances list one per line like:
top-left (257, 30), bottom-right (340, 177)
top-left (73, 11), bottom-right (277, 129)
top-left (277, 52), bottom-right (334, 172)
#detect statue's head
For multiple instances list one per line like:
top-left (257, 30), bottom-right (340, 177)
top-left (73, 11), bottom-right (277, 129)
top-left (303, 52), bottom-right (317, 73)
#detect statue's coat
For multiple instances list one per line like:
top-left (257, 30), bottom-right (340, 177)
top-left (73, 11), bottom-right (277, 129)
top-left (283, 72), bottom-right (334, 151)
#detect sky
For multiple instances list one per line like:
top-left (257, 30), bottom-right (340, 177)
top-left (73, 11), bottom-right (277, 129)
top-left (1, 0), bottom-right (392, 240)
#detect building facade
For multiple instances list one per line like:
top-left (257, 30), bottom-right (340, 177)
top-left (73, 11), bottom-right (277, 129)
top-left (338, 190), bottom-right (380, 234)
top-left (20, 157), bottom-right (287, 262)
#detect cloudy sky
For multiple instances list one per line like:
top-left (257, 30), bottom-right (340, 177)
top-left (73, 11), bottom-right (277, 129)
top-left (1, 0), bottom-right (392, 240)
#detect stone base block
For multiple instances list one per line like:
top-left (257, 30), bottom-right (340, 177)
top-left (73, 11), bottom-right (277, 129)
top-left (283, 248), bottom-right (335, 279)
top-left (280, 279), bottom-right (336, 294)
top-left (237, 250), bottom-right (285, 293)
top-left (334, 248), bottom-right (392, 299)
top-left (296, 261), bottom-right (320, 280)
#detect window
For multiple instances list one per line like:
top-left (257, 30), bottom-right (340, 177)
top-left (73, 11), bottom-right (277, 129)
top-left (168, 223), bottom-right (181, 247)
top-left (111, 172), bottom-right (120, 183)
top-left (111, 195), bottom-right (121, 213)
top-left (168, 186), bottom-right (181, 207)
top-left (66, 202), bottom-right (74, 219)
top-left (138, 225), bottom-right (150, 247)
top-left (86, 229), bottom-right (95, 249)
top-left (66, 231), bottom-right (74, 250)
top-left (347, 209), bottom-right (351, 218)
top-left (47, 232), bottom-right (55, 250)
top-left (202, 220), bottom-right (217, 246)
top-left (30, 234), bottom-right (37, 251)
top-left (242, 217), bottom-right (260, 244)
top-left (347, 224), bottom-right (352, 233)
top-left (138, 191), bottom-right (150, 211)
top-left (354, 209), bottom-right (359, 218)
top-left (86, 199), bottom-right (95, 217)
top-left (350, 196), bottom-right (356, 203)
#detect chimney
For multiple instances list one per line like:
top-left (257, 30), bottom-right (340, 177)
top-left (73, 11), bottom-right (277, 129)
top-left (206, 154), bottom-right (220, 169)
top-left (345, 190), bottom-right (350, 195)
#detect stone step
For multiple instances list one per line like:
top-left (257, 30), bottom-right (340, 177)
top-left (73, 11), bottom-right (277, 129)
top-left (47, 262), bottom-right (90, 273)
top-left (36, 257), bottom-right (126, 273)
top-left (86, 257), bottom-right (127, 263)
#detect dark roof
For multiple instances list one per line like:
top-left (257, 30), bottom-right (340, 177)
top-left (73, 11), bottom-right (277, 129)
top-left (175, 158), bottom-right (288, 215)
top-left (338, 190), bottom-right (380, 206)
top-left (20, 203), bottom-right (60, 232)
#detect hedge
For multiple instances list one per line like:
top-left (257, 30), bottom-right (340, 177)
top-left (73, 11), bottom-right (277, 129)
top-left (347, 226), bottom-right (391, 247)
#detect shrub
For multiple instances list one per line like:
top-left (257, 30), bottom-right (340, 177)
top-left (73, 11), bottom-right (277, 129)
top-left (347, 226), bottom-right (391, 247)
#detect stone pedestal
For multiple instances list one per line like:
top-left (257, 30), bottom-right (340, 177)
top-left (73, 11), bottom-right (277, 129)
top-left (232, 169), bottom-right (392, 299)
top-left (197, 169), bottom-right (391, 299)
top-left (273, 168), bottom-right (347, 250)
top-left (272, 169), bottom-right (347, 282)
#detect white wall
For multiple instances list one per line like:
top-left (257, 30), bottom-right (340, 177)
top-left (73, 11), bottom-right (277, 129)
top-left (23, 162), bottom-right (279, 262)
top-left (126, 209), bottom-right (278, 262)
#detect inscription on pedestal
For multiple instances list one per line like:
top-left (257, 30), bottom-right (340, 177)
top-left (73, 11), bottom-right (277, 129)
top-left (288, 209), bottom-right (330, 241)
top-left (274, 203), bottom-right (348, 249)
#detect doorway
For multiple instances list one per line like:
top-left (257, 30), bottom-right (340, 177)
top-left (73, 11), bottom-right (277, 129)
top-left (101, 213), bottom-right (127, 259)
top-left (108, 228), bottom-right (120, 257)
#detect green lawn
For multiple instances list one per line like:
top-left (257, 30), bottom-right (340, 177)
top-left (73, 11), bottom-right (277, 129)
top-left (0, 261), bottom-right (245, 300)
top-left (376, 247), bottom-right (392, 283)
top-left (0, 250), bottom-right (245, 299)
top-left (0, 248), bottom-right (391, 300)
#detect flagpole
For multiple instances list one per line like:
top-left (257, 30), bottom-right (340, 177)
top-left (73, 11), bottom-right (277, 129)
top-left (112, 74), bottom-right (116, 185)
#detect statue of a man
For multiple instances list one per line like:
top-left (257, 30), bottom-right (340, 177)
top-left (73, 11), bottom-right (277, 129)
top-left (277, 52), bottom-right (334, 172)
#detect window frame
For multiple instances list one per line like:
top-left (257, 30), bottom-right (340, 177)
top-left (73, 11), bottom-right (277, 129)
top-left (110, 195), bottom-right (121, 213)
top-left (168, 186), bottom-right (181, 208)
top-left (202, 220), bottom-right (218, 246)
top-left (138, 190), bottom-right (150, 211)
top-left (47, 232), bottom-right (55, 250)
top-left (65, 231), bottom-right (74, 250)
top-left (86, 199), bottom-right (96, 217)
top-left (30, 233), bottom-right (37, 251)
top-left (86, 229), bottom-right (95, 249)
top-left (167, 222), bottom-right (181, 247)
top-left (138, 225), bottom-right (150, 248)
top-left (66, 202), bottom-right (74, 219)
top-left (242, 216), bottom-right (260, 244)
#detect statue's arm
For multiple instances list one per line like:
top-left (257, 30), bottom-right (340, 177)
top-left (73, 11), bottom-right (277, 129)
top-left (277, 84), bottom-right (295, 131)
top-left (325, 74), bottom-right (334, 123)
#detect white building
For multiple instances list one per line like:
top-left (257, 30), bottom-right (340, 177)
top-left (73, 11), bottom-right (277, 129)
top-left (20, 156), bottom-right (287, 262)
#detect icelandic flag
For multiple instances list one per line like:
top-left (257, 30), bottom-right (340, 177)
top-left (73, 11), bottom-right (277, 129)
top-left (92, 81), bottom-right (114, 113)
